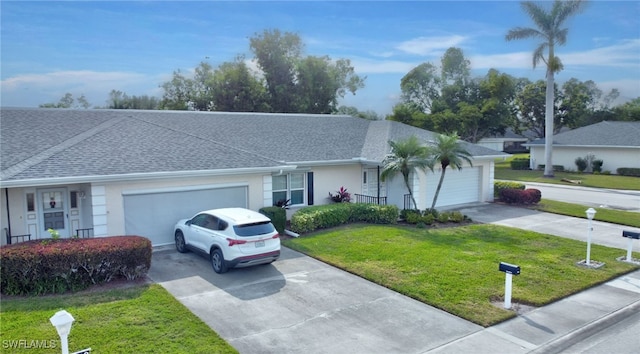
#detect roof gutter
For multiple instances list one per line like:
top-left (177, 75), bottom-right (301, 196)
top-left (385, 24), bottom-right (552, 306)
top-left (524, 144), bottom-right (638, 149)
top-left (0, 165), bottom-right (297, 188)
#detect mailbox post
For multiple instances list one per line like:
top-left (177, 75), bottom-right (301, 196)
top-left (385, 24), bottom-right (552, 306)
top-left (622, 231), bottom-right (640, 262)
top-left (585, 208), bottom-right (596, 266)
top-left (499, 262), bottom-right (521, 309)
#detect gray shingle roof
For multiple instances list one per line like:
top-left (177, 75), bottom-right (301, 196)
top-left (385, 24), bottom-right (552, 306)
top-left (527, 121), bottom-right (640, 147)
top-left (1, 108), bottom-right (504, 183)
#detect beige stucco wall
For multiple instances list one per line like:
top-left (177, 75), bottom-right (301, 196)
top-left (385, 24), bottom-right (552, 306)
top-left (99, 173), bottom-right (268, 237)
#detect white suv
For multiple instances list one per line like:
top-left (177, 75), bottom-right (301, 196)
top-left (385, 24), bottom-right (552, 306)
top-left (174, 208), bottom-right (280, 273)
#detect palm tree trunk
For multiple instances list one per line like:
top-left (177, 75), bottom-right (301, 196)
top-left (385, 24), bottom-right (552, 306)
top-left (544, 48), bottom-right (555, 178)
top-left (431, 167), bottom-right (447, 209)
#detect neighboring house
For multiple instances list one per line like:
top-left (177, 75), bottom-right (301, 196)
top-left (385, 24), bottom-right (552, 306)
top-left (525, 121), bottom-right (640, 173)
top-left (477, 128), bottom-right (530, 153)
top-left (1, 108), bottom-right (505, 246)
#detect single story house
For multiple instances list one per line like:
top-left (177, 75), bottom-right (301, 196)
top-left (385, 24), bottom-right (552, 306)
top-left (477, 128), bottom-right (530, 153)
top-left (525, 121), bottom-right (640, 173)
top-left (1, 108), bottom-right (505, 246)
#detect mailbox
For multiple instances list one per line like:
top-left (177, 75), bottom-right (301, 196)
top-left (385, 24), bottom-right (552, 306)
top-left (622, 231), bottom-right (640, 240)
top-left (499, 262), bottom-right (521, 275)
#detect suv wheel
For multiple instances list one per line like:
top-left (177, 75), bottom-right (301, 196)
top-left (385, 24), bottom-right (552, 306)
top-left (211, 248), bottom-right (228, 274)
top-left (175, 231), bottom-right (187, 253)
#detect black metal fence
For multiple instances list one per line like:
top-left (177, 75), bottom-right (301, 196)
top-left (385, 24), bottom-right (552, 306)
top-left (353, 194), bottom-right (387, 205)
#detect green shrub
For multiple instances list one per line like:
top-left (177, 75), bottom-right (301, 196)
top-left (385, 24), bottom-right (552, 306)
top-left (494, 181), bottom-right (525, 198)
top-left (437, 211), bottom-right (451, 223)
top-left (421, 213), bottom-right (435, 225)
top-left (0, 236), bottom-right (151, 296)
top-left (259, 206), bottom-right (286, 234)
top-left (575, 157), bottom-right (587, 172)
top-left (406, 212), bottom-right (422, 224)
top-left (617, 168), bottom-right (640, 177)
top-left (424, 208), bottom-right (439, 219)
top-left (449, 211), bottom-right (465, 223)
top-left (592, 159), bottom-right (603, 173)
top-left (290, 203), bottom-right (398, 234)
top-left (510, 158), bottom-right (530, 170)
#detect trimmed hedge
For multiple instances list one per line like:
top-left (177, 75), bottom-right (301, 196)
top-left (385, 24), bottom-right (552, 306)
top-left (494, 181), bottom-right (525, 198)
top-left (290, 203), bottom-right (398, 234)
top-left (499, 188), bottom-right (542, 205)
top-left (617, 168), bottom-right (640, 177)
top-left (0, 236), bottom-right (151, 296)
top-left (259, 206), bottom-right (286, 234)
top-left (510, 158), bottom-right (530, 170)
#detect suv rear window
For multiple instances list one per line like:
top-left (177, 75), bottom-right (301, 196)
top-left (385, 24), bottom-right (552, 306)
top-left (233, 221), bottom-right (276, 237)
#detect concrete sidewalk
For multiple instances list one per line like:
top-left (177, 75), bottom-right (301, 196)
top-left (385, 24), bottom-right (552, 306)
top-left (458, 203), bottom-right (640, 250)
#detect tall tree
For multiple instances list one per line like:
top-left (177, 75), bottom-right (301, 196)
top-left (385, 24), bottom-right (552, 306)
top-left (506, 0), bottom-right (588, 177)
top-left (210, 56), bottom-right (269, 112)
top-left (249, 29), bottom-right (302, 113)
top-left (380, 136), bottom-right (433, 209)
top-left (515, 80), bottom-right (562, 138)
top-left (441, 47), bottom-right (471, 85)
top-left (427, 133), bottom-right (473, 209)
top-left (400, 62), bottom-right (441, 113)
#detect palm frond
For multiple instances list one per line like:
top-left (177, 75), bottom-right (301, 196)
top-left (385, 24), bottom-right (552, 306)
top-left (521, 1), bottom-right (553, 32)
top-left (505, 27), bottom-right (543, 41)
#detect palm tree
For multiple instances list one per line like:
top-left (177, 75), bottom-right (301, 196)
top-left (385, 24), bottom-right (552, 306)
top-left (506, 0), bottom-right (587, 177)
top-left (428, 133), bottom-right (473, 210)
top-left (380, 135), bottom-right (432, 209)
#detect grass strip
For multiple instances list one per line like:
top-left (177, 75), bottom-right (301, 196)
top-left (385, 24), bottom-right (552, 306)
top-left (533, 199), bottom-right (640, 228)
top-left (0, 284), bottom-right (237, 353)
top-left (283, 224), bottom-right (639, 327)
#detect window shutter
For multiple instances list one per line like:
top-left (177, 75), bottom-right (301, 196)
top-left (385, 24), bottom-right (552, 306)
top-left (307, 172), bottom-right (314, 205)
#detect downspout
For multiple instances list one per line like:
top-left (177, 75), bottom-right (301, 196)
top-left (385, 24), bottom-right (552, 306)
top-left (5, 188), bottom-right (11, 244)
top-left (377, 166), bottom-right (381, 203)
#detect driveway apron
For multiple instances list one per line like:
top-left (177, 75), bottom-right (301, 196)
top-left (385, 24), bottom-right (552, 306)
top-left (148, 247), bottom-right (481, 354)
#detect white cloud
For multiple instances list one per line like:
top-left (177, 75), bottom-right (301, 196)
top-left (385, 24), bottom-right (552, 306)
top-left (471, 39), bottom-right (640, 70)
top-left (1, 70), bottom-right (162, 107)
top-left (396, 35), bottom-right (467, 56)
top-left (350, 57), bottom-right (419, 74)
top-left (562, 39), bottom-right (640, 67)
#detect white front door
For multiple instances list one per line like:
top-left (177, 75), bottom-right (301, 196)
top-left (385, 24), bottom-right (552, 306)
top-left (40, 188), bottom-right (69, 237)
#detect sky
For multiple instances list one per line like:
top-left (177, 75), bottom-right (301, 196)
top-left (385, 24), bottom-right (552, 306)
top-left (1, 1), bottom-right (639, 116)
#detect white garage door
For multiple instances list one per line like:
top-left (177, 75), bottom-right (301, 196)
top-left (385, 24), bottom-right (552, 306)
top-left (426, 167), bottom-right (480, 208)
top-left (123, 185), bottom-right (248, 246)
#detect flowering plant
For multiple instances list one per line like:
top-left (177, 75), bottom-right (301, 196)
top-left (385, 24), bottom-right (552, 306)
top-left (329, 186), bottom-right (351, 203)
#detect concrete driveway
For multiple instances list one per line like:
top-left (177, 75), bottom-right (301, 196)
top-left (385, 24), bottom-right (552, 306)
top-left (148, 246), bottom-right (481, 354)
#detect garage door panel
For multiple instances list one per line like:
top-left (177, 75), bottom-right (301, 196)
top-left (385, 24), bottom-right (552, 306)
top-left (123, 186), bottom-right (247, 246)
top-left (426, 167), bottom-right (480, 208)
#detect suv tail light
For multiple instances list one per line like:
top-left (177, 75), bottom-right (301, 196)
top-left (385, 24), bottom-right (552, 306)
top-left (227, 238), bottom-right (248, 246)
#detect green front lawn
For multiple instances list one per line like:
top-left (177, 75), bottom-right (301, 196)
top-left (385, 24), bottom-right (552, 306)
top-left (495, 154), bottom-right (640, 190)
top-left (0, 284), bottom-right (237, 354)
top-left (283, 224), bottom-right (639, 327)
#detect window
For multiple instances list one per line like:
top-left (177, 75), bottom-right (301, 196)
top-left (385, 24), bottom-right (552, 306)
top-left (26, 193), bottom-right (35, 212)
top-left (272, 173), bottom-right (306, 206)
top-left (70, 191), bottom-right (78, 209)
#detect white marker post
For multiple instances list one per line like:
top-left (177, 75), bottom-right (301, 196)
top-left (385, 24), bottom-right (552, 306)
top-left (499, 262), bottom-right (521, 310)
